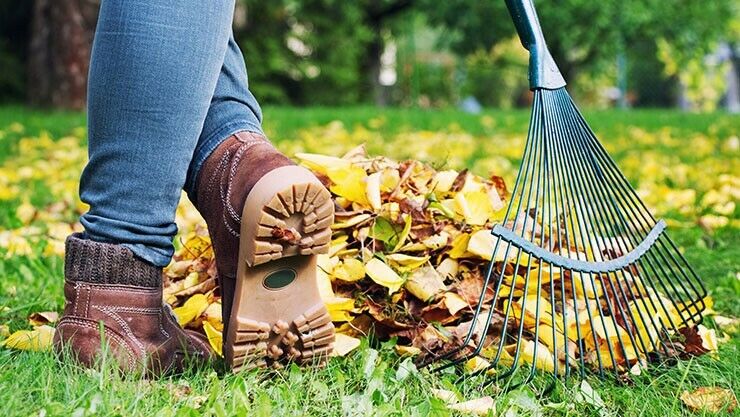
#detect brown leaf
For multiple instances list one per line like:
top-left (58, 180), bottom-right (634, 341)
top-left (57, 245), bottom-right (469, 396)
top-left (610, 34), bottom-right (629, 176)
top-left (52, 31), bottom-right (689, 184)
top-left (450, 169), bottom-right (468, 193)
top-left (28, 311), bottom-right (59, 327)
top-left (678, 326), bottom-right (709, 357)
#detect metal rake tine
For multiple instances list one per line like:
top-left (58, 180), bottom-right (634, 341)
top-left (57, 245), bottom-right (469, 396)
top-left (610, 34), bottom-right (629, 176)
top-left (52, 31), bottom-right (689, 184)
top-left (551, 91), bottom-right (658, 366)
top-left (575, 107), bottom-right (708, 321)
top-left (546, 91), bottom-right (612, 374)
top-left (431, 94), bottom-right (547, 371)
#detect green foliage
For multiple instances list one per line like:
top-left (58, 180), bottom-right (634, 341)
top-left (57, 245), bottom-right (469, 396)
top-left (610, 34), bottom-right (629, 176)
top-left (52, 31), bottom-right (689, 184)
top-left (460, 37), bottom-right (529, 108)
top-left (423, 0), bottom-right (737, 98)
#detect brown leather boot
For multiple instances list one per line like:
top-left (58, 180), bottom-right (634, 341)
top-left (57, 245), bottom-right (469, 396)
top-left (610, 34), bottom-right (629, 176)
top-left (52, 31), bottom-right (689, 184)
top-left (54, 234), bottom-right (213, 375)
top-left (195, 131), bottom-right (335, 371)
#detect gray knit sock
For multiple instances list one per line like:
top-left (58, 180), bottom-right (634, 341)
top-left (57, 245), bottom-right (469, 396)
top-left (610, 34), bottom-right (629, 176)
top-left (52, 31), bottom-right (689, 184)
top-left (64, 233), bottom-right (162, 288)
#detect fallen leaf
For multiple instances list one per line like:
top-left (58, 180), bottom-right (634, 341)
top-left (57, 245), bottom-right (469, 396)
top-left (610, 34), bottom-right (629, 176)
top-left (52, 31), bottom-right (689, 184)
top-left (332, 258), bottom-right (366, 282)
top-left (202, 321), bottom-right (222, 357)
top-left (680, 387), bottom-right (737, 413)
top-left (173, 294), bottom-right (209, 326)
top-left (405, 265), bottom-right (446, 301)
top-left (443, 292), bottom-right (469, 315)
top-left (365, 258), bottom-right (405, 293)
top-left (2, 325), bottom-right (55, 351)
top-left (28, 311), bottom-right (59, 327)
top-left (449, 396), bottom-right (495, 416)
top-left (332, 333), bottom-right (361, 357)
top-left (431, 388), bottom-right (459, 404)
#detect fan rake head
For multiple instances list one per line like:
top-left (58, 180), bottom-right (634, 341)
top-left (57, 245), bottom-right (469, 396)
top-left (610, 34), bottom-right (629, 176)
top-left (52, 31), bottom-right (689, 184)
top-left (422, 0), bottom-right (709, 386)
top-left (423, 87), bottom-right (708, 385)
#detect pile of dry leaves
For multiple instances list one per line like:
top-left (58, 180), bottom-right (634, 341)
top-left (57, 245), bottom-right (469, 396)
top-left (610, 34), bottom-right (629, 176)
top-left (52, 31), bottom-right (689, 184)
top-left (158, 145), bottom-right (720, 375)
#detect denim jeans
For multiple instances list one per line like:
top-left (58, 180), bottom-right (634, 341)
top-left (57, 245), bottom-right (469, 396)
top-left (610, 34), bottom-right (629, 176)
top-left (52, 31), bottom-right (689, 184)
top-left (79, 0), bottom-right (262, 267)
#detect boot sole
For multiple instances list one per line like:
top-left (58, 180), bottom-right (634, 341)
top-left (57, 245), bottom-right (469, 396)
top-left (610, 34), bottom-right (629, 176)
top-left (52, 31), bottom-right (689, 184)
top-left (223, 165), bottom-right (335, 371)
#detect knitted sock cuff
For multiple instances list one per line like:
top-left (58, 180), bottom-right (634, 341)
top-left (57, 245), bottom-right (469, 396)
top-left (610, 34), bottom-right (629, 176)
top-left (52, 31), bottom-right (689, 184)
top-left (64, 233), bottom-right (162, 288)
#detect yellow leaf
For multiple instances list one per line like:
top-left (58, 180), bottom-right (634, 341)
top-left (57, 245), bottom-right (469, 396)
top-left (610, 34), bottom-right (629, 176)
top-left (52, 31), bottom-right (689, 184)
top-left (680, 387), bottom-right (737, 413)
top-left (327, 165), bottom-right (370, 206)
top-left (454, 191), bottom-right (494, 226)
top-left (331, 213), bottom-right (373, 230)
top-left (521, 339), bottom-right (558, 374)
top-left (2, 325), bottom-right (54, 351)
top-left (182, 271), bottom-right (201, 289)
top-left (332, 258), bottom-right (366, 282)
top-left (392, 214), bottom-right (412, 252)
top-left (202, 321), bottom-right (223, 357)
top-left (332, 333), bottom-right (361, 357)
top-left (295, 153), bottom-right (351, 174)
top-left (405, 265), bottom-right (446, 301)
top-left (443, 292), bottom-right (469, 315)
top-left (365, 172), bottom-right (382, 210)
top-left (464, 356), bottom-right (491, 373)
top-left (432, 170), bottom-right (459, 194)
top-left (203, 302), bottom-right (223, 331)
top-left (173, 294), bottom-right (209, 326)
top-left (698, 324), bottom-right (719, 354)
top-left (0, 324), bottom-right (9, 338)
top-left (394, 345), bottom-right (421, 357)
top-left (485, 185), bottom-right (505, 212)
top-left (379, 168), bottom-right (400, 192)
top-left (448, 233), bottom-right (471, 259)
top-left (325, 297), bottom-right (355, 322)
top-left (449, 396), bottom-right (496, 416)
top-left (466, 230), bottom-right (493, 260)
top-left (365, 258), bottom-right (405, 293)
top-left (386, 253), bottom-right (430, 273)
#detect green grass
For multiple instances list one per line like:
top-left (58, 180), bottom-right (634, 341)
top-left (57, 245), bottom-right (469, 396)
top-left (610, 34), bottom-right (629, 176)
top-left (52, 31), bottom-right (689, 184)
top-left (0, 105), bottom-right (738, 416)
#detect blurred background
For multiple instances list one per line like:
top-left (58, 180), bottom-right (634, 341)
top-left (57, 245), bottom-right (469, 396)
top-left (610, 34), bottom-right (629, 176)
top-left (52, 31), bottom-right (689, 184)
top-left (0, 0), bottom-right (738, 112)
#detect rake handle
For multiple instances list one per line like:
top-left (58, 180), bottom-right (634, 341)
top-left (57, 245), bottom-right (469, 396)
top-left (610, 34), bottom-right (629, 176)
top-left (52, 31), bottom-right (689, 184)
top-left (505, 0), bottom-right (566, 90)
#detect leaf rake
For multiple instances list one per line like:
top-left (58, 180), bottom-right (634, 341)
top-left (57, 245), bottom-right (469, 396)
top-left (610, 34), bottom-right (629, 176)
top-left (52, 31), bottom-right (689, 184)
top-left (426, 0), bottom-right (708, 384)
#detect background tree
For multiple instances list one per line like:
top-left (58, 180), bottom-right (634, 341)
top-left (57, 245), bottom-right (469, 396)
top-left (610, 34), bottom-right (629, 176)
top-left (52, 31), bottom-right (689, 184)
top-left (26, 0), bottom-right (98, 110)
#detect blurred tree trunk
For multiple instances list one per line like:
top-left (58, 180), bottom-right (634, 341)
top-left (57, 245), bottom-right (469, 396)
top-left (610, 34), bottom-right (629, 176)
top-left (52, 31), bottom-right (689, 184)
top-left (361, 0), bottom-right (413, 106)
top-left (27, 0), bottom-right (98, 110)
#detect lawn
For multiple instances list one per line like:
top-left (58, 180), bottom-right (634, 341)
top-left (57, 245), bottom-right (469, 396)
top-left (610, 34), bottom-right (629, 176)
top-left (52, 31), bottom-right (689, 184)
top-left (0, 105), bottom-right (737, 416)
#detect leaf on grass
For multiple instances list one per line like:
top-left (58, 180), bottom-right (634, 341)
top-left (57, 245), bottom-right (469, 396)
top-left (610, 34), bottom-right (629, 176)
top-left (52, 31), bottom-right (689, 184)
top-left (680, 387), bottom-right (737, 413)
top-left (28, 311), bottom-right (59, 327)
top-left (575, 380), bottom-right (606, 410)
top-left (0, 324), bottom-right (10, 339)
top-left (202, 321), bottom-right (222, 357)
top-left (332, 333), bottom-right (361, 357)
top-left (173, 294), bottom-right (209, 326)
top-left (431, 388), bottom-right (459, 404)
top-left (2, 325), bottom-right (54, 351)
top-left (365, 258), bottom-right (405, 293)
top-left (394, 345), bottom-right (421, 356)
top-left (697, 324), bottom-right (719, 354)
top-left (449, 396), bottom-right (495, 416)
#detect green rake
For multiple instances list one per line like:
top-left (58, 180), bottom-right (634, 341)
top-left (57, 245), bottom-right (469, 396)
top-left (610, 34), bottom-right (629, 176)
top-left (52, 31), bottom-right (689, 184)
top-left (426, 0), bottom-right (708, 384)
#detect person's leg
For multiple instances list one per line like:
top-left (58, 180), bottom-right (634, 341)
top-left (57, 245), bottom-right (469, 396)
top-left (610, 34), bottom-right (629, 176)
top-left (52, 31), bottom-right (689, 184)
top-left (184, 35), bottom-right (264, 199)
top-left (56, 0), bottom-right (236, 372)
top-left (79, 0), bottom-right (236, 267)
top-left (185, 38), bottom-right (336, 370)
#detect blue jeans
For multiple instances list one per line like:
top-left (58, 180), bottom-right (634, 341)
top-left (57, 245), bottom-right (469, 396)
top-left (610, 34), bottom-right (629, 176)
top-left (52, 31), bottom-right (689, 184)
top-left (79, 0), bottom-right (262, 267)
